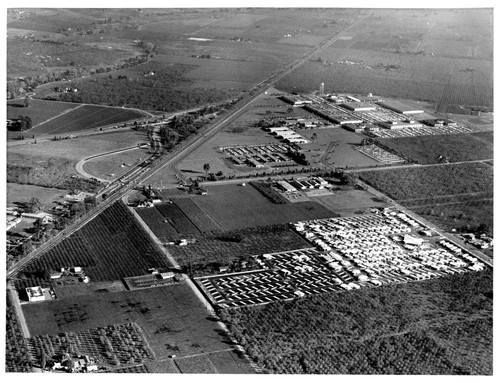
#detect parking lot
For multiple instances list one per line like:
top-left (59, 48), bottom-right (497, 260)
top-left (220, 143), bottom-right (296, 167)
top-left (368, 124), bottom-right (476, 138)
top-left (356, 144), bottom-right (405, 164)
top-left (195, 211), bottom-right (486, 308)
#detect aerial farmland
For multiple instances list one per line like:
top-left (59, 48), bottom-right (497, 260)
top-left (6, 7), bottom-right (493, 377)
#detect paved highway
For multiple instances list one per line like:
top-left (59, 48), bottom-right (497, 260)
top-left (6, 13), bottom-right (373, 279)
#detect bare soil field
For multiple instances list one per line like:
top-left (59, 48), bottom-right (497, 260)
top-left (22, 283), bottom-right (240, 361)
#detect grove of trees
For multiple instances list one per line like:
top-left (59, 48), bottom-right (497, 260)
top-left (220, 269), bottom-right (493, 374)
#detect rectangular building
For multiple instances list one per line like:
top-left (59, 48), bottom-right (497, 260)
top-left (377, 100), bottom-right (424, 115)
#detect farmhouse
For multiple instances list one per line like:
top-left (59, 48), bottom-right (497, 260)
top-left (26, 286), bottom-right (45, 302)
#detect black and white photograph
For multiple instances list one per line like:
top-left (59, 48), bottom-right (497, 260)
top-left (4, 2), bottom-right (495, 377)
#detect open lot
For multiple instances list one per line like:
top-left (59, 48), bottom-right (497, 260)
top-left (312, 189), bottom-right (388, 215)
top-left (377, 132), bottom-right (493, 164)
top-left (22, 282), bottom-right (242, 362)
top-left (7, 183), bottom-right (66, 208)
top-left (82, 147), bottom-right (149, 181)
top-left (190, 183), bottom-right (336, 231)
top-left (299, 127), bottom-right (380, 169)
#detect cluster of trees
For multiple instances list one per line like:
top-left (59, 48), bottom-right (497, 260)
top-left (7, 159), bottom-right (102, 193)
top-left (30, 322), bottom-right (154, 368)
top-left (51, 66), bottom-right (237, 112)
top-left (286, 149), bottom-right (309, 165)
top-left (358, 163), bottom-right (493, 201)
top-left (7, 41), bottom-right (156, 99)
top-left (219, 269), bottom-right (492, 374)
top-left (7, 195), bottom-right (98, 269)
top-left (5, 293), bottom-right (32, 372)
top-left (7, 116), bottom-right (32, 131)
top-left (249, 181), bottom-right (290, 204)
top-left (56, 14), bottom-right (140, 37)
top-left (159, 114), bottom-right (199, 149)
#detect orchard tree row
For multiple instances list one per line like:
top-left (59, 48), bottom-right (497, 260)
top-left (219, 269), bottom-right (492, 374)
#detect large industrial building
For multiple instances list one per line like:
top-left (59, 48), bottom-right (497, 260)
top-left (379, 120), bottom-right (424, 130)
top-left (376, 100), bottom-right (424, 115)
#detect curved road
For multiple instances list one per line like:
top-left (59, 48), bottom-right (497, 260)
top-left (75, 145), bottom-right (143, 183)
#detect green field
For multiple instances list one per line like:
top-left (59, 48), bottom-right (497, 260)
top-left (222, 269), bottom-right (493, 374)
top-left (377, 132), bottom-right (493, 165)
top-left (191, 184), bottom-right (336, 230)
top-left (312, 189), bottom-right (388, 215)
top-left (7, 183), bottom-right (66, 208)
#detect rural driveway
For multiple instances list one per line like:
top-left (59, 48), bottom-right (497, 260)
top-left (7, 283), bottom-right (30, 338)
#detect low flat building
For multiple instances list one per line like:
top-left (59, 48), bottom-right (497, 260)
top-left (341, 102), bottom-right (377, 112)
top-left (277, 180), bottom-right (296, 192)
top-left (376, 100), bottom-right (424, 115)
top-left (379, 120), bottom-right (423, 129)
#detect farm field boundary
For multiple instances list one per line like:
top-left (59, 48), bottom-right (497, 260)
top-left (15, 200), bottom-right (172, 290)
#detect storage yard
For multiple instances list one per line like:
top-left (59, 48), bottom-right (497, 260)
top-left (368, 123), bottom-right (476, 138)
top-left (356, 144), bottom-right (405, 164)
top-left (196, 210), bottom-right (486, 308)
top-left (220, 143), bottom-right (297, 167)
